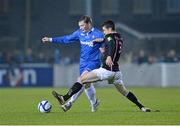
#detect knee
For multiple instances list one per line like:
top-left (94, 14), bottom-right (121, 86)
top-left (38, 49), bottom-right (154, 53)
top-left (85, 83), bottom-right (91, 89)
top-left (77, 76), bottom-right (86, 84)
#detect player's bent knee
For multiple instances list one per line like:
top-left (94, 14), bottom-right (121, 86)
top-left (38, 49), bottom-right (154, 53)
top-left (80, 76), bottom-right (88, 84)
top-left (85, 83), bottom-right (91, 89)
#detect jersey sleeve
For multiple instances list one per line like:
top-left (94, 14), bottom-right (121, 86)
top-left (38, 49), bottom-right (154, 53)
top-left (52, 30), bottom-right (79, 44)
top-left (94, 30), bottom-right (105, 47)
top-left (106, 35), bottom-right (115, 58)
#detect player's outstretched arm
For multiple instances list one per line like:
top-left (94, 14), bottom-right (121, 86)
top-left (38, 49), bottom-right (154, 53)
top-left (42, 37), bottom-right (52, 43)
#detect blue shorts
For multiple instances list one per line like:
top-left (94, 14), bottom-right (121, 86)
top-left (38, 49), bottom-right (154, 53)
top-left (80, 61), bottom-right (100, 75)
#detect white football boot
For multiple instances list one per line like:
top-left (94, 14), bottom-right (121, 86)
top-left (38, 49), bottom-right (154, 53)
top-left (91, 99), bottom-right (100, 112)
top-left (141, 107), bottom-right (151, 112)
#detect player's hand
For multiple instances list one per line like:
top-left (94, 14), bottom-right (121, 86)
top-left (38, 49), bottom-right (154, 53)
top-left (106, 56), bottom-right (114, 67)
top-left (42, 37), bottom-right (51, 43)
top-left (93, 38), bottom-right (104, 43)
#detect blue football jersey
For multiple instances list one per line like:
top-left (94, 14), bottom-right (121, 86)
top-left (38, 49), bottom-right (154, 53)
top-left (52, 27), bottom-right (104, 74)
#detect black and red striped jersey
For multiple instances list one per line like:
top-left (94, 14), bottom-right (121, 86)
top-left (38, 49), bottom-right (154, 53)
top-left (102, 32), bottom-right (123, 71)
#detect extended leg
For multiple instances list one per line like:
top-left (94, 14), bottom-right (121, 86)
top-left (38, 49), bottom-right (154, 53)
top-left (114, 83), bottom-right (151, 112)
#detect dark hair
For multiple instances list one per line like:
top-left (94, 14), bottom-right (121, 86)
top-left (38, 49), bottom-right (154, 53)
top-left (102, 20), bottom-right (115, 30)
top-left (79, 15), bottom-right (92, 24)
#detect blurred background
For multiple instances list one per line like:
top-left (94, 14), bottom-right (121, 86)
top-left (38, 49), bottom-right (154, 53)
top-left (0, 0), bottom-right (180, 87)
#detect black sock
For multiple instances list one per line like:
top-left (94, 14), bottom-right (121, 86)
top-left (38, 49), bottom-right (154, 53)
top-left (63, 82), bottom-right (83, 101)
top-left (126, 92), bottom-right (144, 109)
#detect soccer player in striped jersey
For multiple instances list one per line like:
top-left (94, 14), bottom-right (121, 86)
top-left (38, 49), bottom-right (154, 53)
top-left (52, 20), bottom-right (151, 112)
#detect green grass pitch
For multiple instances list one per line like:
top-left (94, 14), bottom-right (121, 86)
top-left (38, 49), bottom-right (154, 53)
top-left (0, 87), bottom-right (180, 125)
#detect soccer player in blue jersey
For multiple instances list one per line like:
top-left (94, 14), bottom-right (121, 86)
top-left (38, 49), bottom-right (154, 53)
top-left (42, 16), bottom-right (104, 112)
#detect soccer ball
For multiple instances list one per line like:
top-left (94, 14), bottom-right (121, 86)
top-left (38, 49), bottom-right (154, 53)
top-left (38, 100), bottom-right (52, 113)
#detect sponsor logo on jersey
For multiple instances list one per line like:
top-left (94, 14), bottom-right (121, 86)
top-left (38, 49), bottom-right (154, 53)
top-left (80, 41), bottom-right (94, 47)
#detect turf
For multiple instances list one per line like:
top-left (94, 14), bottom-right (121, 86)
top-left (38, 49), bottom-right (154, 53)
top-left (0, 87), bottom-right (180, 125)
